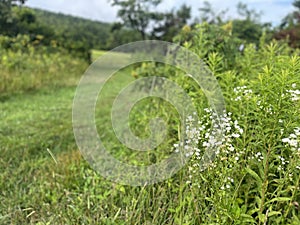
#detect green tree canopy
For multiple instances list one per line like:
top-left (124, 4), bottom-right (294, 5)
top-left (197, 1), bottom-right (228, 24)
top-left (0, 0), bottom-right (26, 34)
top-left (110, 0), bottom-right (163, 40)
top-left (275, 0), bottom-right (300, 48)
top-left (152, 4), bottom-right (191, 41)
top-left (231, 2), bottom-right (269, 45)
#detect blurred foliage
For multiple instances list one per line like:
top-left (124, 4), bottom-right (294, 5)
top-left (31, 8), bottom-right (111, 50)
top-left (194, 1), bottom-right (273, 46)
top-left (0, 0), bottom-right (26, 34)
top-left (151, 4), bottom-right (191, 41)
top-left (2, 0), bottom-right (298, 61)
top-left (110, 0), bottom-right (163, 40)
top-left (0, 34), bottom-right (88, 95)
top-left (274, 0), bottom-right (300, 48)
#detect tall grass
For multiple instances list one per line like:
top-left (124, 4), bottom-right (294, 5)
top-left (0, 35), bottom-right (88, 96)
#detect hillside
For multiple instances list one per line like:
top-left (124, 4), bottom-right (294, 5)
top-left (30, 7), bottom-right (112, 50)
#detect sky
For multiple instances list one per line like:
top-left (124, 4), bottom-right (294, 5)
top-left (25, 0), bottom-right (295, 25)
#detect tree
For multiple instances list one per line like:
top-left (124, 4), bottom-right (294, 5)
top-left (236, 2), bottom-right (261, 22)
top-left (275, 0), bottom-right (300, 48)
top-left (152, 4), bottom-right (191, 41)
top-left (106, 28), bottom-right (142, 49)
top-left (0, 0), bottom-right (27, 34)
top-left (110, 0), bottom-right (163, 40)
top-left (197, 1), bottom-right (228, 24)
top-left (231, 2), bottom-right (269, 45)
top-left (194, 1), bottom-right (267, 45)
top-left (282, 0), bottom-right (300, 28)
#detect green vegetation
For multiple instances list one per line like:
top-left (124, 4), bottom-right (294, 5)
top-left (31, 8), bottom-right (111, 50)
top-left (0, 35), bottom-right (88, 96)
top-left (2, 26), bottom-right (300, 224)
top-left (275, 0), bottom-right (300, 48)
top-left (128, 24), bottom-right (300, 224)
top-left (91, 49), bottom-right (107, 62)
top-left (1, 0), bottom-right (300, 224)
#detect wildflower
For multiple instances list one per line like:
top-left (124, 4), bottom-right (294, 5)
top-left (172, 109), bottom-right (243, 187)
top-left (282, 128), bottom-right (300, 151)
top-left (232, 86), bottom-right (253, 101)
top-left (254, 152), bottom-right (264, 162)
top-left (228, 145), bottom-right (235, 152)
top-left (232, 133), bottom-right (240, 138)
top-left (228, 177), bottom-right (234, 183)
top-left (286, 88), bottom-right (300, 101)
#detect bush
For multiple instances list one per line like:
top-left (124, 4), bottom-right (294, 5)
top-left (128, 23), bottom-right (300, 224)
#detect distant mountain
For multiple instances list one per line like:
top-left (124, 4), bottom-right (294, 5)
top-left (31, 7), bottom-right (112, 50)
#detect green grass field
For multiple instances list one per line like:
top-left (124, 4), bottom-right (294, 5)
top-left (1, 43), bottom-right (300, 224)
top-left (0, 50), bottom-right (145, 224)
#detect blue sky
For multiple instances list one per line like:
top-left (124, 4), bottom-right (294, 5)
top-left (25, 0), bottom-right (294, 25)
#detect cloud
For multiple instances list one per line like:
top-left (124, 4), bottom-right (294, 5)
top-left (25, 0), bottom-right (294, 25)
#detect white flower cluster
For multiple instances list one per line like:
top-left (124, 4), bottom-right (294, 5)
top-left (287, 89), bottom-right (300, 101)
top-left (277, 156), bottom-right (290, 172)
top-left (249, 152), bottom-right (264, 162)
top-left (282, 127), bottom-right (300, 151)
top-left (283, 83), bottom-right (300, 102)
top-left (232, 86), bottom-right (253, 102)
top-left (173, 112), bottom-right (201, 158)
top-left (220, 177), bottom-right (234, 190)
top-left (255, 95), bottom-right (274, 115)
top-left (172, 109), bottom-right (244, 186)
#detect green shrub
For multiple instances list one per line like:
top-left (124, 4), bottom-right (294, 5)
top-left (126, 22), bottom-right (300, 224)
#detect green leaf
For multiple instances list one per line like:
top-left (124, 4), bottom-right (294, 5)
top-left (267, 211), bottom-right (282, 217)
top-left (265, 197), bottom-right (291, 205)
top-left (240, 214), bottom-right (256, 223)
top-left (245, 167), bottom-right (263, 190)
top-left (248, 207), bottom-right (260, 216)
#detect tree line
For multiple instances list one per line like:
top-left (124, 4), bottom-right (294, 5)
top-left (1, 0), bottom-right (300, 61)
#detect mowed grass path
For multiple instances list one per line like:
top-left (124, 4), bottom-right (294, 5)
top-left (0, 87), bottom-right (85, 223)
top-left (0, 50), bottom-right (142, 224)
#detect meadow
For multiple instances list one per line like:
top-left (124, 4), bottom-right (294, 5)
top-left (1, 24), bottom-right (300, 225)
